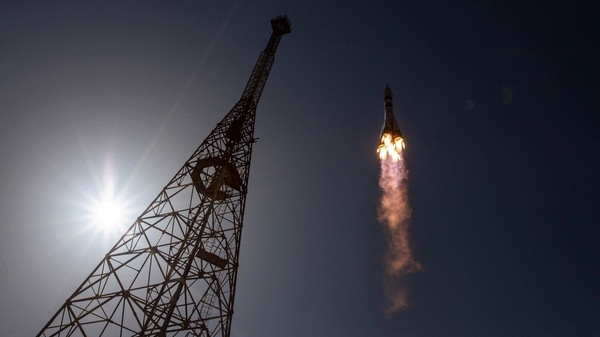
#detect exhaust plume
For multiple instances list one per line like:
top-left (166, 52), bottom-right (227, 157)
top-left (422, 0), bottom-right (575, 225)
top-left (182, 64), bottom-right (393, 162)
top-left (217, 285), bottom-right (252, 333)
top-left (377, 134), bottom-right (420, 312)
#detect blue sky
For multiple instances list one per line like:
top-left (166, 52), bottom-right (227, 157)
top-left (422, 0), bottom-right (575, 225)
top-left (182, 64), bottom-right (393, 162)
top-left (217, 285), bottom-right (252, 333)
top-left (1, 1), bottom-right (598, 336)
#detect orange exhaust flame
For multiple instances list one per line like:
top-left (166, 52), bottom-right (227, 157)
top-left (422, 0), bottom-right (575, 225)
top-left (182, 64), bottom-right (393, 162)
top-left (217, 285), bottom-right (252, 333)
top-left (377, 133), bottom-right (420, 313)
top-left (377, 133), bottom-right (405, 161)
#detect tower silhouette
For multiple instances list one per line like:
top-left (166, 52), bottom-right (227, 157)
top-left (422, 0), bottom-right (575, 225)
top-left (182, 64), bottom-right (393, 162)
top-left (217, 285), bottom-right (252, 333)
top-left (37, 15), bottom-right (291, 337)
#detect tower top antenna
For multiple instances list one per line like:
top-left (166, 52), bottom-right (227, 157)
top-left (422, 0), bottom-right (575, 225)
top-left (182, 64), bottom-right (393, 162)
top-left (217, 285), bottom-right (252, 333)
top-left (271, 15), bottom-right (292, 35)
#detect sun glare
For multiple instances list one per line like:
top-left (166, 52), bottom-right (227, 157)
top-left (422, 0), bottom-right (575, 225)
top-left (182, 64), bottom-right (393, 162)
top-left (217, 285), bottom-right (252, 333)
top-left (59, 150), bottom-right (142, 249)
top-left (91, 197), bottom-right (126, 233)
top-left (81, 175), bottom-right (134, 237)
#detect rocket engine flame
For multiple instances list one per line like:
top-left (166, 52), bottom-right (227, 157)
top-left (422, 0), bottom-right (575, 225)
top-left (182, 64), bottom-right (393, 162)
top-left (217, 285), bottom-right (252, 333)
top-left (377, 132), bottom-right (420, 313)
top-left (377, 134), bottom-right (405, 161)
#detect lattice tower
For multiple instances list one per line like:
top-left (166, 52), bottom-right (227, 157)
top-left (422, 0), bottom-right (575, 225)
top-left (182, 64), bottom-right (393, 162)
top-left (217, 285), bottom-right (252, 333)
top-left (37, 15), bottom-right (291, 337)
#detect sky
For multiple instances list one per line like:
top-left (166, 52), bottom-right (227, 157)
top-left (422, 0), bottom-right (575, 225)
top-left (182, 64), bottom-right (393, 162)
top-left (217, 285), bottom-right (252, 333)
top-left (1, 0), bottom-right (599, 336)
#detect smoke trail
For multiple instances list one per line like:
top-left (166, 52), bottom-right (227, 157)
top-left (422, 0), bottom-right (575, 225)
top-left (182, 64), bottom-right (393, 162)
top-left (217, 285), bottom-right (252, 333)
top-left (378, 143), bottom-right (420, 313)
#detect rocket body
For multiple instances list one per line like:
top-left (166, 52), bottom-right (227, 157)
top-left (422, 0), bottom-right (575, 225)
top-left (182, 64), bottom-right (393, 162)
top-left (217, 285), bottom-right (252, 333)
top-left (380, 84), bottom-right (403, 142)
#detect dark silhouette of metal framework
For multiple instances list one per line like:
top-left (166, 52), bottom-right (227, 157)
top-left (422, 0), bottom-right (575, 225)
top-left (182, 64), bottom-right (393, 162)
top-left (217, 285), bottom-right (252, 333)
top-left (37, 15), bottom-right (291, 337)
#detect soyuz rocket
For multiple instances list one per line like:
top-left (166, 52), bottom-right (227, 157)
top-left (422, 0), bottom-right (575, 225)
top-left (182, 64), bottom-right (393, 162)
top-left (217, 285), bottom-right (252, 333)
top-left (379, 84), bottom-right (404, 144)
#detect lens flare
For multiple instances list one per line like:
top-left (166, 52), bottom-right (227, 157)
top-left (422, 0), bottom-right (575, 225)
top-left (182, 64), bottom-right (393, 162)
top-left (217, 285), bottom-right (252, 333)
top-left (377, 132), bottom-right (420, 313)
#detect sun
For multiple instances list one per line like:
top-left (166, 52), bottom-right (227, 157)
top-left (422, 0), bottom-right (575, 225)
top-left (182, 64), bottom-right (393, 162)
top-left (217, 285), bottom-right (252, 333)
top-left (91, 197), bottom-right (126, 233)
top-left (81, 176), bottom-right (133, 237)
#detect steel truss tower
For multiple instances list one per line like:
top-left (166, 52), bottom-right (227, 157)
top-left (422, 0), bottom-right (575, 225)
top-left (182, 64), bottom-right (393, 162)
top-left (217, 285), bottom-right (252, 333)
top-left (38, 15), bottom-right (291, 337)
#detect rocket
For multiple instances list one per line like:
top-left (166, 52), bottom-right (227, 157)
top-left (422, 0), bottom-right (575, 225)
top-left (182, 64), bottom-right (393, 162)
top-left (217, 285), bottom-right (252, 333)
top-left (380, 84), bottom-right (403, 142)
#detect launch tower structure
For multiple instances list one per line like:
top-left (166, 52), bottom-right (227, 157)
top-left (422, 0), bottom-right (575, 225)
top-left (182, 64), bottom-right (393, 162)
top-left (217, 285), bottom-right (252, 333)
top-left (37, 15), bottom-right (291, 337)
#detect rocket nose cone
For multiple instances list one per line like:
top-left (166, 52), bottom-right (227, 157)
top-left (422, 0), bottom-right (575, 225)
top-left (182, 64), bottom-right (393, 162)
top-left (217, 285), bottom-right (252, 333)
top-left (384, 84), bottom-right (393, 99)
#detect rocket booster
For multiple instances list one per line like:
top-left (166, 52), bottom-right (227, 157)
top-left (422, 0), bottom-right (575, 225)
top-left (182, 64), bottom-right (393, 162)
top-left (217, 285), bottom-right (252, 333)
top-left (380, 84), bottom-right (403, 142)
